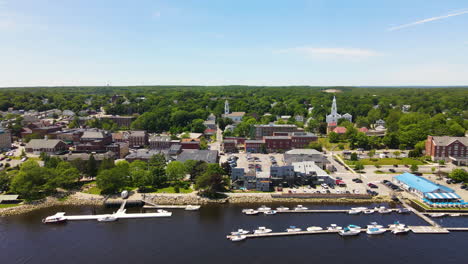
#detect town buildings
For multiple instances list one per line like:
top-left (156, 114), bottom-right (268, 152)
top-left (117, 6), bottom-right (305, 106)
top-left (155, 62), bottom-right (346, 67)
top-left (253, 124), bottom-right (300, 139)
top-left (25, 139), bottom-right (68, 154)
top-left (425, 136), bottom-right (467, 165)
top-left (0, 129), bottom-right (11, 150)
top-left (222, 100), bottom-right (245, 123)
top-left (325, 96), bottom-right (352, 124)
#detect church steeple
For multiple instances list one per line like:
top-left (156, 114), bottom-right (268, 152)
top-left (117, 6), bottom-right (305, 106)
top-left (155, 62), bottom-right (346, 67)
top-left (224, 100), bottom-right (230, 115)
top-left (331, 96), bottom-right (337, 116)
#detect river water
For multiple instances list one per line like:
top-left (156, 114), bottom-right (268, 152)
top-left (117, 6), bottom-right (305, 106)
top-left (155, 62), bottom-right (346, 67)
top-left (1, 203), bottom-right (467, 264)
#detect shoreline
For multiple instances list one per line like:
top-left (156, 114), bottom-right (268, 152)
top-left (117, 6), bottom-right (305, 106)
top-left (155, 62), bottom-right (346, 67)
top-left (0, 192), bottom-right (393, 216)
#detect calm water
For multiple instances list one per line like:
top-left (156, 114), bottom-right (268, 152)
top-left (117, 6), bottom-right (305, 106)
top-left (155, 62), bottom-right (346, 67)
top-left (1, 203), bottom-right (467, 264)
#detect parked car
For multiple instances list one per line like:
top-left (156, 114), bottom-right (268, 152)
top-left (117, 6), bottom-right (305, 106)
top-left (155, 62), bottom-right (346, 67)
top-left (393, 164), bottom-right (398, 167)
top-left (368, 183), bottom-right (378, 188)
top-left (389, 169), bottom-right (396, 173)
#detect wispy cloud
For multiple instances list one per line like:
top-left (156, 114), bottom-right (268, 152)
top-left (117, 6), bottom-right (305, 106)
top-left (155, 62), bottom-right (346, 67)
top-left (388, 9), bottom-right (468, 31)
top-left (152, 11), bottom-right (161, 18)
top-left (278, 47), bottom-right (381, 58)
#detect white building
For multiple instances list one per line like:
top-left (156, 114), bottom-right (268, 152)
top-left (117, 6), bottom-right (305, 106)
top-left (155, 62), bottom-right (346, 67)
top-left (325, 96), bottom-right (352, 124)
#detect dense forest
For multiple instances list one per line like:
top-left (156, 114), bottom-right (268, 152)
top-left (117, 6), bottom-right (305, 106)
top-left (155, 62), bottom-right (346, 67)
top-left (0, 86), bottom-right (466, 149)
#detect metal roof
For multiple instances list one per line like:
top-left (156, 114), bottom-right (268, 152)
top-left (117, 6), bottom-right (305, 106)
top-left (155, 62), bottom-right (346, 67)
top-left (26, 139), bottom-right (64, 149)
top-left (394, 172), bottom-right (455, 193)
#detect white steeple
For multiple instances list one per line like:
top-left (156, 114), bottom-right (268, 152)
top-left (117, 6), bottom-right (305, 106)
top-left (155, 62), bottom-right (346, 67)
top-left (331, 96), bottom-right (337, 116)
top-left (224, 100), bottom-right (230, 115)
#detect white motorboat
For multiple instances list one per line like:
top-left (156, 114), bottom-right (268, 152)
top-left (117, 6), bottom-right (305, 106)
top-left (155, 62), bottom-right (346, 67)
top-left (231, 229), bottom-right (250, 235)
top-left (351, 207), bottom-right (368, 211)
top-left (367, 222), bottom-right (383, 229)
top-left (449, 213), bottom-right (461, 217)
top-left (339, 227), bottom-right (361, 236)
top-left (388, 221), bottom-right (406, 229)
top-left (276, 206), bottom-right (290, 211)
top-left (254, 226), bottom-right (272, 234)
top-left (286, 226), bottom-right (302, 232)
top-left (366, 227), bottom-right (386, 235)
top-left (392, 227), bottom-right (410, 234)
top-left (156, 209), bottom-right (169, 214)
top-left (347, 224), bottom-right (362, 230)
top-left (363, 209), bottom-right (375, 214)
top-left (257, 205), bottom-right (271, 212)
top-left (397, 208), bottom-right (411, 214)
top-left (230, 235), bottom-right (246, 242)
top-left (348, 209), bottom-right (361, 215)
top-left (42, 212), bottom-right (67, 224)
top-left (244, 209), bottom-right (259, 215)
top-left (307, 226), bottom-right (323, 231)
top-left (97, 215), bottom-right (118, 222)
top-left (294, 205), bottom-right (308, 211)
top-left (264, 210), bottom-right (277, 215)
top-left (185, 205), bottom-right (201, 211)
top-left (378, 208), bottom-right (392, 214)
top-left (430, 213), bottom-right (446, 218)
top-left (242, 209), bottom-right (253, 213)
top-left (327, 224), bottom-right (343, 231)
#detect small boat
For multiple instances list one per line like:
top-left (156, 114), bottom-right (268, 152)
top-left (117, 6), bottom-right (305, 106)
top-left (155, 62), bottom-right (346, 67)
top-left (347, 224), bottom-right (362, 230)
top-left (449, 213), bottom-right (461, 217)
top-left (257, 205), bottom-right (271, 212)
top-left (97, 215), bottom-right (117, 222)
top-left (366, 227), bottom-right (386, 235)
top-left (276, 206), bottom-right (290, 211)
top-left (351, 207), bottom-right (368, 211)
top-left (367, 222), bottom-right (383, 229)
top-left (242, 209), bottom-right (253, 213)
top-left (397, 208), bottom-right (411, 214)
top-left (392, 227), bottom-right (410, 234)
top-left (230, 235), bottom-right (246, 242)
top-left (231, 229), bottom-right (250, 235)
top-left (294, 205), bottom-right (308, 211)
top-left (286, 226), bottom-right (302, 232)
top-left (263, 210), bottom-right (277, 215)
top-left (430, 213), bottom-right (446, 218)
top-left (388, 221), bottom-right (405, 229)
top-left (378, 208), bottom-right (392, 214)
top-left (348, 209), bottom-right (361, 215)
top-left (185, 205), bottom-right (201, 211)
top-left (327, 224), bottom-right (342, 231)
top-left (339, 227), bottom-right (361, 236)
top-left (254, 226), bottom-right (272, 234)
top-left (42, 212), bottom-right (67, 224)
top-left (157, 209), bottom-right (169, 214)
top-left (244, 209), bottom-right (259, 215)
top-left (363, 209), bottom-right (375, 214)
top-left (306, 226), bottom-right (323, 231)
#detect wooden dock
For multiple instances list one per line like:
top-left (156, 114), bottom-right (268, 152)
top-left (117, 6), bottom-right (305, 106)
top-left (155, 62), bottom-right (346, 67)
top-left (408, 226), bottom-right (449, 234)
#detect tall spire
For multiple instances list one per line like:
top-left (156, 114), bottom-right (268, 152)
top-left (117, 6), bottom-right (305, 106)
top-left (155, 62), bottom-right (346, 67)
top-left (224, 100), bottom-right (230, 115)
top-left (331, 96), bottom-right (337, 115)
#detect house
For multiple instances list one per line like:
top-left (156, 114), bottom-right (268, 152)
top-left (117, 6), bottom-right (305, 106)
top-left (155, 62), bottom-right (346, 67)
top-left (125, 149), bottom-right (169, 162)
top-left (425, 136), bottom-right (467, 165)
top-left (223, 112), bottom-right (246, 123)
top-left (375, 119), bottom-right (386, 127)
top-left (358, 127), bottom-right (369, 133)
top-left (203, 119), bottom-right (217, 130)
top-left (292, 161), bottom-right (334, 185)
top-left (76, 129), bottom-right (113, 152)
top-left (176, 149), bottom-right (219, 164)
top-left (290, 132), bottom-right (318, 148)
top-left (105, 142), bottom-right (129, 158)
top-left (25, 139), bottom-right (68, 154)
top-left (393, 172), bottom-right (460, 202)
top-left (326, 96), bottom-right (352, 124)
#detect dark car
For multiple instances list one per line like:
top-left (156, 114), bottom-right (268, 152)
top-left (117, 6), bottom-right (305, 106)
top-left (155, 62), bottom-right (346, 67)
top-left (393, 164), bottom-right (398, 167)
top-left (461, 185), bottom-right (468, 190)
top-left (414, 172), bottom-right (423, 176)
top-left (368, 183), bottom-right (378, 188)
top-left (382, 180), bottom-right (390, 184)
top-left (389, 169), bottom-right (396, 173)
top-left (355, 179), bottom-right (363, 183)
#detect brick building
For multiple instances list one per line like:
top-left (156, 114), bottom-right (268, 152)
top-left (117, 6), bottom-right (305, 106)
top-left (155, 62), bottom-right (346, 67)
top-left (264, 136), bottom-right (291, 152)
top-left (290, 132), bottom-right (318, 148)
top-left (425, 136), bottom-right (467, 165)
top-left (0, 129), bottom-right (11, 150)
top-left (181, 138), bottom-right (200, 150)
top-left (245, 140), bottom-right (265, 153)
top-left (128, 131), bottom-right (148, 148)
top-left (100, 115), bottom-right (135, 127)
top-left (253, 124), bottom-right (299, 139)
top-left (25, 139), bottom-right (68, 154)
top-left (222, 140), bottom-right (237, 153)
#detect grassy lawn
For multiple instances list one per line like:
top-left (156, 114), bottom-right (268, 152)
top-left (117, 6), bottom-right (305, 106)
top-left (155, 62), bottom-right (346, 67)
top-left (0, 203), bottom-right (20, 208)
top-left (153, 186), bottom-right (194, 194)
top-left (83, 186), bottom-right (102, 195)
top-left (346, 158), bottom-right (424, 166)
top-left (318, 138), bottom-right (350, 150)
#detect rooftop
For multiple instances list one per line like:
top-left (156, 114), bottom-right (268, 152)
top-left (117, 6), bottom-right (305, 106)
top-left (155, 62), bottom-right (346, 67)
top-left (26, 139), bottom-right (64, 149)
top-left (285, 149), bottom-right (323, 155)
top-left (431, 136), bottom-right (467, 146)
top-left (176, 149), bottom-right (218, 163)
top-left (394, 172), bottom-right (455, 193)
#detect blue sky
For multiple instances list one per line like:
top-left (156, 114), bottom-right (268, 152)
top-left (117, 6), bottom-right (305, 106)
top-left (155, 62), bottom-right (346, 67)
top-left (1, 0), bottom-right (468, 87)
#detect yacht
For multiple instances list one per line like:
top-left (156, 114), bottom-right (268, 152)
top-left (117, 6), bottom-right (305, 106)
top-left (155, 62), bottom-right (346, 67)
top-left (42, 212), bottom-right (67, 224)
top-left (231, 229), bottom-right (250, 235)
top-left (294, 205), bottom-right (308, 211)
top-left (254, 226), bottom-right (272, 234)
top-left (363, 209), bottom-right (375, 214)
top-left (264, 210), bottom-right (277, 215)
top-left (257, 205), bottom-right (271, 212)
top-left (97, 215), bottom-right (117, 222)
top-left (430, 213), bottom-right (446, 218)
top-left (243, 209), bottom-right (259, 215)
top-left (367, 222), bottom-right (383, 229)
top-left (397, 208), bottom-right (411, 214)
top-left (347, 225), bottom-right (362, 230)
top-left (230, 235), bottom-right (247, 242)
top-left (276, 206), bottom-right (290, 211)
top-left (286, 226), bottom-right (302, 232)
top-left (392, 226), bottom-right (410, 234)
top-left (185, 205), bottom-right (201, 211)
top-left (366, 227), bottom-right (386, 235)
top-left (327, 224), bottom-right (343, 231)
top-left (307, 226), bottom-right (323, 231)
top-left (348, 209), bottom-right (361, 215)
top-left (388, 221), bottom-right (405, 229)
top-left (339, 227), bottom-right (361, 236)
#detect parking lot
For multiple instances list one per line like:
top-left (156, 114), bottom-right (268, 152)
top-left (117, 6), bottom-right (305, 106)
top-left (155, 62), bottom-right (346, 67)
top-left (220, 153), bottom-right (286, 173)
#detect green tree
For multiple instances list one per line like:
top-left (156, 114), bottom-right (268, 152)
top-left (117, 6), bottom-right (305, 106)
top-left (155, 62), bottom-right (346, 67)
top-left (350, 152), bottom-right (358, 161)
top-left (354, 162), bottom-right (364, 171)
top-left (166, 161), bottom-right (187, 181)
top-left (328, 132), bottom-right (340, 143)
top-left (196, 164), bottom-right (228, 193)
top-left (148, 154), bottom-right (167, 187)
top-left (308, 142), bottom-right (323, 152)
top-left (88, 154), bottom-right (98, 177)
top-left (410, 164), bottom-right (418, 173)
top-left (368, 149), bottom-right (376, 158)
top-left (47, 162), bottom-right (81, 189)
top-left (190, 119), bottom-right (206, 133)
top-left (96, 167), bottom-right (128, 194)
top-left (449, 169), bottom-right (468, 182)
top-left (184, 160), bottom-right (207, 180)
top-left (10, 160), bottom-right (48, 199)
top-left (0, 171), bottom-right (11, 192)
top-left (393, 151), bottom-right (401, 159)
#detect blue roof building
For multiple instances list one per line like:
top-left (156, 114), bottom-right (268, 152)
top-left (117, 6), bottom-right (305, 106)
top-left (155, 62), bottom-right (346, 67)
top-left (393, 172), bottom-right (460, 201)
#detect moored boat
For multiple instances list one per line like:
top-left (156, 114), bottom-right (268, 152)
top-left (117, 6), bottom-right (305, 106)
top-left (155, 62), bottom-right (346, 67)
top-left (97, 215), bottom-right (118, 222)
top-left (378, 207), bottom-right (392, 214)
top-left (391, 227), bottom-right (410, 234)
top-left (230, 235), bottom-right (247, 242)
top-left (286, 226), bottom-right (302, 232)
top-left (276, 206), bottom-right (290, 211)
top-left (257, 205), bottom-right (271, 212)
top-left (42, 212), bottom-right (67, 224)
top-left (363, 209), bottom-right (375, 214)
top-left (397, 208), bottom-right (411, 214)
top-left (254, 226), bottom-right (272, 234)
top-left (306, 226), bottom-right (323, 231)
top-left (244, 209), bottom-right (259, 215)
top-left (327, 224), bottom-right (342, 231)
top-left (294, 205), bottom-right (308, 211)
top-left (388, 221), bottom-right (405, 229)
top-left (185, 205), bottom-right (201, 211)
top-left (449, 213), bottom-right (461, 217)
top-left (347, 224), bottom-right (362, 230)
top-left (366, 227), bottom-right (386, 235)
top-left (348, 209), bottom-right (361, 215)
top-left (339, 227), bottom-right (361, 236)
top-left (430, 213), bottom-right (446, 218)
top-left (263, 210), bottom-right (277, 215)
top-left (231, 229), bottom-right (250, 235)
top-left (367, 222), bottom-right (383, 229)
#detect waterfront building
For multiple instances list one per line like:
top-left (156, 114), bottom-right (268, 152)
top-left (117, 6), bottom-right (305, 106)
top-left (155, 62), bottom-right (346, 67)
top-left (425, 136), bottom-right (467, 165)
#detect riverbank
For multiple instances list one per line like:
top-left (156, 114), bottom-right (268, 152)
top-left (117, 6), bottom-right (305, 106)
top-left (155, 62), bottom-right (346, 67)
top-left (0, 192), bottom-right (393, 216)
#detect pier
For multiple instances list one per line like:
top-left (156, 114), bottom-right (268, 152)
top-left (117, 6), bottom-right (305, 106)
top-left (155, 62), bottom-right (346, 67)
top-left (274, 209), bottom-right (400, 214)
